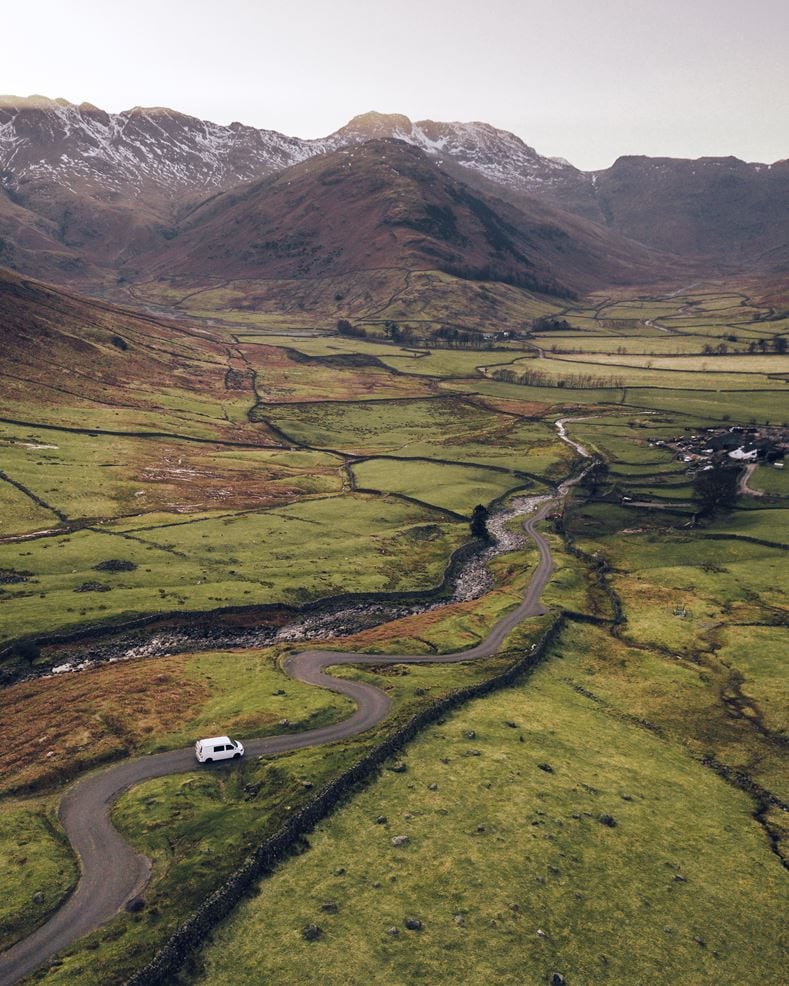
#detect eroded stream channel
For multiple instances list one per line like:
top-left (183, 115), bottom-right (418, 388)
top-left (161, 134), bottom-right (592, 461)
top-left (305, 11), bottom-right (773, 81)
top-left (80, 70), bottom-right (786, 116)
top-left (36, 492), bottom-right (549, 680)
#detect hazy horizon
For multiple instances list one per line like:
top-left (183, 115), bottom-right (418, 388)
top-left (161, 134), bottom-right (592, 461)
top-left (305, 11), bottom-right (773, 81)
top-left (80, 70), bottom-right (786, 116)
top-left (5, 0), bottom-right (788, 169)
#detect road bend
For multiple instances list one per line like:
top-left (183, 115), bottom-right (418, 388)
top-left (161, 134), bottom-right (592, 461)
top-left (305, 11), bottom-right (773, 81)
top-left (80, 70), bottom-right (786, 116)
top-left (0, 491), bottom-right (570, 984)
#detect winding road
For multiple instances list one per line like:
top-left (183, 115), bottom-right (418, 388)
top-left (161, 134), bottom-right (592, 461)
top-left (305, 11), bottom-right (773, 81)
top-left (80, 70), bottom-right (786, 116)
top-left (0, 451), bottom-right (583, 985)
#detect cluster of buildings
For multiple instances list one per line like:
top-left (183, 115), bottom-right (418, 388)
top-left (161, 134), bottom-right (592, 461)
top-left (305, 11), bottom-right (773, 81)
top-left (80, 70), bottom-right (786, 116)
top-left (649, 425), bottom-right (787, 470)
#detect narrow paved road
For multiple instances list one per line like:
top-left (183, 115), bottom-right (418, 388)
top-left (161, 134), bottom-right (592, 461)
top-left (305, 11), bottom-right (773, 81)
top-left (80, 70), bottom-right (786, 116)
top-left (0, 491), bottom-right (568, 985)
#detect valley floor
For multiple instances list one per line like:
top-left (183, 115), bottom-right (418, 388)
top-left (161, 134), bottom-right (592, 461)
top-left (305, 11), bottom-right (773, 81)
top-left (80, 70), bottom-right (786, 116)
top-left (0, 276), bottom-right (786, 984)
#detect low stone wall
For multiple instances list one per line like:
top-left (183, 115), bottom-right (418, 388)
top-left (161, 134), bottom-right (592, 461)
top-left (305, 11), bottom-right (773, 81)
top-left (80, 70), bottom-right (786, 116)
top-left (124, 615), bottom-right (565, 985)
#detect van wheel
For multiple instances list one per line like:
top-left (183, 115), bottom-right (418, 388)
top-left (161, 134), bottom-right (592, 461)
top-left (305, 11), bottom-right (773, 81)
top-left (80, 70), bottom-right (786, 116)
top-left (233, 752), bottom-right (241, 759)
top-left (204, 757), bottom-right (213, 763)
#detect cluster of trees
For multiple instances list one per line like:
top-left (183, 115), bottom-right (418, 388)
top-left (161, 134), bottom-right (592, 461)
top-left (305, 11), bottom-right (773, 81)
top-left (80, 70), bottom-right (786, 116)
top-left (531, 316), bottom-right (572, 333)
top-left (336, 319), bottom-right (367, 338)
top-left (434, 326), bottom-right (493, 350)
top-left (383, 320), bottom-right (407, 344)
top-left (491, 367), bottom-right (625, 389)
top-left (749, 336), bottom-right (787, 354)
top-left (700, 336), bottom-right (788, 355)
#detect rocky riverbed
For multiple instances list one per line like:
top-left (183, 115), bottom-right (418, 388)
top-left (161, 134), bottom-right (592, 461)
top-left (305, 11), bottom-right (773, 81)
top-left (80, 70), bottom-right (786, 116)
top-left (29, 493), bottom-right (552, 682)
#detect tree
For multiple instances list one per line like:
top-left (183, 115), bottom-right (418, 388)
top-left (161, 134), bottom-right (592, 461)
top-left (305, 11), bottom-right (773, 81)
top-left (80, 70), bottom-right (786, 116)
top-left (580, 460), bottom-right (610, 497)
top-left (470, 504), bottom-right (490, 540)
top-left (693, 464), bottom-right (739, 518)
top-left (773, 335), bottom-right (787, 354)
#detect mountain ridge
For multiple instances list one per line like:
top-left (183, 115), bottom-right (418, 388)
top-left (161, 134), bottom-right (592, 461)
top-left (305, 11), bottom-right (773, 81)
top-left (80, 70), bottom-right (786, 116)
top-left (0, 95), bottom-right (786, 286)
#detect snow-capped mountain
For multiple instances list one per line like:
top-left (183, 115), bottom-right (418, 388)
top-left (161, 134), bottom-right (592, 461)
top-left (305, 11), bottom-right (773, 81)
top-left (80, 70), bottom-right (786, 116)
top-left (0, 95), bottom-right (785, 284)
top-left (319, 111), bottom-right (581, 192)
top-left (0, 95), bottom-right (312, 200)
top-left (0, 98), bottom-right (577, 204)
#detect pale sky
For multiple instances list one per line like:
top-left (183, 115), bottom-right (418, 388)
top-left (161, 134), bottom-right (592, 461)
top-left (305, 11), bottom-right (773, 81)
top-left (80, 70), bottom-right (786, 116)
top-left (4, 0), bottom-right (788, 169)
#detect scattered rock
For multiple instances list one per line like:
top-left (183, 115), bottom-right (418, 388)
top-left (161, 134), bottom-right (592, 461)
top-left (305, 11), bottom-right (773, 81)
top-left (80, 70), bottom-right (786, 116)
top-left (598, 814), bottom-right (617, 828)
top-left (694, 936), bottom-right (706, 948)
top-left (388, 761), bottom-right (408, 773)
top-left (504, 720), bottom-right (518, 728)
top-left (94, 559), bottom-right (137, 573)
top-left (463, 729), bottom-right (477, 739)
top-left (125, 896), bottom-right (145, 913)
top-left (621, 793), bottom-right (633, 801)
top-left (427, 783), bottom-right (438, 791)
top-left (509, 902), bottom-right (521, 912)
top-left (673, 874), bottom-right (687, 883)
top-left (74, 581), bottom-right (111, 593)
top-left (301, 781), bottom-right (313, 790)
top-left (536, 928), bottom-right (547, 938)
top-left (386, 927), bottom-right (399, 936)
top-left (550, 975), bottom-right (566, 986)
top-left (453, 914), bottom-right (465, 926)
top-left (302, 924), bottom-right (322, 942)
top-left (32, 892), bottom-right (44, 906)
top-left (375, 815), bottom-right (388, 825)
top-left (372, 881), bottom-right (382, 889)
top-left (279, 718), bottom-right (290, 727)
top-left (404, 917), bottom-right (422, 931)
top-left (391, 835), bottom-right (410, 847)
top-left (334, 867), bottom-right (346, 876)
top-left (571, 813), bottom-right (581, 819)
top-left (320, 901), bottom-right (339, 913)
top-left (0, 568), bottom-right (31, 585)
top-left (476, 825), bottom-right (486, 833)
top-left (549, 865), bottom-right (561, 875)
top-left (538, 763), bottom-right (554, 773)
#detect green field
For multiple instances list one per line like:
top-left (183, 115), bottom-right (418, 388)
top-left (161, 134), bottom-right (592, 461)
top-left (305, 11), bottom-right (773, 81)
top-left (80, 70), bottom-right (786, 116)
top-left (0, 801), bottom-right (76, 951)
top-left (2, 278), bottom-right (787, 985)
top-left (190, 623), bottom-right (786, 986)
top-left (352, 458), bottom-right (527, 514)
top-left (749, 463), bottom-right (789, 496)
top-left (0, 495), bottom-right (465, 645)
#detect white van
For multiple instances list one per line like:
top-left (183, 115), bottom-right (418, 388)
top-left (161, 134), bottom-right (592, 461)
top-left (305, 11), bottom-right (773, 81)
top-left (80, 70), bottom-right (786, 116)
top-left (194, 736), bottom-right (244, 763)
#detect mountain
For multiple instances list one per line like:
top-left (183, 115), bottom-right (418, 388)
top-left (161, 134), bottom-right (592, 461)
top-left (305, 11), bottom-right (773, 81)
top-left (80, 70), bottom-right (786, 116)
top-left (137, 139), bottom-right (665, 296)
top-left (0, 98), bottom-right (576, 206)
top-left (0, 95), bottom-right (785, 286)
top-left (319, 111), bottom-right (580, 194)
top-left (567, 156), bottom-right (789, 268)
